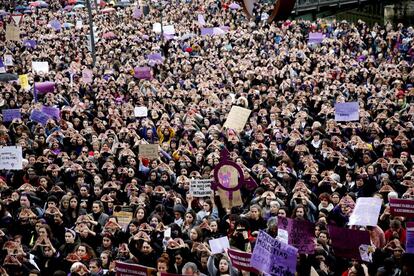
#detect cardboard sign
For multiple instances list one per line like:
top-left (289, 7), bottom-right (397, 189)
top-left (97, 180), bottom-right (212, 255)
top-left (0, 146), bottom-right (23, 170)
top-left (134, 106), bottom-right (148, 117)
top-left (349, 197), bottom-right (383, 226)
top-left (139, 144), bottom-right (159, 160)
top-left (328, 225), bottom-right (371, 260)
top-left (227, 248), bottom-right (258, 273)
top-left (2, 109), bottom-right (21, 122)
top-left (5, 24), bottom-right (20, 41)
top-left (335, 102), bottom-right (360, 122)
top-left (19, 74), bottom-right (29, 90)
top-left (30, 110), bottom-right (51, 125)
top-left (190, 179), bottom-right (212, 197)
top-left (115, 261), bottom-right (156, 276)
top-left (113, 211), bottom-right (133, 231)
top-left (278, 217), bottom-right (315, 254)
top-left (32, 61), bottom-right (49, 74)
top-left (209, 236), bottom-right (230, 254)
top-left (389, 198), bottom-right (414, 218)
top-left (251, 231), bottom-right (297, 276)
top-left (406, 222), bottom-right (414, 254)
top-left (223, 106), bottom-right (251, 132)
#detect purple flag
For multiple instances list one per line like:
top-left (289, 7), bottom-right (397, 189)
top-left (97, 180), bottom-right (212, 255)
top-left (201, 28), bottom-right (214, 36)
top-left (278, 217), bottom-right (316, 254)
top-left (133, 8), bottom-right (142, 19)
top-left (134, 67), bottom-right (152, 80)
top-left (41, 106), bottom-right (60, 120)
top-left (30, 110), bottom-right (50, 125)
top-left (49, 19), bottom-right (61, 31)
top-left (2, 109), bottom-right (21, 122)
top-left (23, 40), bottom-right (37, 48)
top-left (328, 225), bottom-right (370, 260)
top-left (35, 82), bottom-right (55, 94)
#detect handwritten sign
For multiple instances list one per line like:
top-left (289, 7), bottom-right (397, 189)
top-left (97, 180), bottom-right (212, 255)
top-left (134, 67), bottom-right (152, 80)
top-left (82, 69), bottom-right (93, 83)
top-left (2, 109), bottom-right (21, 122)
top-left (0, 146), bottom-right (23, 170)
top-left (223, 106), bottom-right (251, 132)
top-left (389, 198), bottom-right (414, 218)
top-left (349, 197), bottom-right (383, 226)
top-left (134, 106), bottom-right (148, 117)
top-left (41, 106), bottom-right (60, 120)
top-left (251, 231), bottom-right (297, 276)
top-left (209, 236), bottom-right (230, 254)
top-left (115, 261), bottom-right (156, 276)
top-left (406, 222), bottom-right (414, 254)
top-left (190, 179), bottom-right (212, 197)
top-left (227, 248), bottom-right (258, 273)
top-left (30, 110), bottom-right (50, 126)
top-left (139, 144), bottom-right (159, 160)
top-left (32, 61), bottom-right (49, 74)
top-left (278, 217), bottom-right (315, 254)
top-left (335, 102), bottom-right (359, 122)
top-left (328, 225), bottom-right (370, 260)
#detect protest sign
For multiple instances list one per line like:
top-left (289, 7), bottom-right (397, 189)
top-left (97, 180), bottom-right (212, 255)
top-left (3, 55), bottom-right (13, 66)
top-left (139, 144), bottom-right (159, 160)
top-left (134, 67), bottom-right (152, 80)
top-left (49, 19), bottom-right (61, 31)
top-left (23, 40), bottom-right (37, 49)
top-left (201, 28), bottom-right (214, 36)
top-left (308, 32), bottom-right (324, 45)
top-left (35, 82), bottom-right (55, 94)
top-left (147, 53), bottom-right (163, 63)
top-left (190, 179), bottom-right (212, 197)
top-left (41, 106), bottom-right (60, 120)
top-left (19, 74), bottom-right (29, 90)
top-left (30, 110), bottom-right (50, 126)
top-left (115, 261), bottom-right (156, 276)
top-left (209, 236), bottom-right (230, 254)
top-left (134, 106), bottom-right (148, 117)
top-left (82, 69), bottom-right (93, 83)
top-left (153, 23), bottom-right (162, 33)
top-left (251, 231), bottom-right (297, 276)
top-left (133, 8), bottom-right (142, 19)
top-left (197, 14), bottom-right (205, 25)
top-left (349, 197), bottom-right (383, 226)
top-left (0, 59), bottom-right (5, 73)
top-left (278, 217), bottom-right (315, 254)
top-left (113, 211), bottom-right (133, 231)
top-left (0, 146), bottom-right (23, 170)
top-left (328, 225), bottom-right (370, 260)
top-left (406, 222), bottom-right (414, 254)
top-left (2, 109), bottom-right (21, 122)
top-left (5, 24), bottom-right (20, 41)
top-left (11, 14), bottom-right (24, 26)
top-left (32, 61), bottom-right (49, 74)
top-left (76, 20), bottom-right (83, 29)
top-left (335, 102), bottom-right (359, 122)
top-left (223, 106), bottom-right (251, 132)
top-left (278, 228), bottom-right (289, 244)
top-left (227, 248), bottom-right (258, 273)
top-left (163, 25), bottom-right (175, 35)
top-left (389, 198), bottom-right (414, 218)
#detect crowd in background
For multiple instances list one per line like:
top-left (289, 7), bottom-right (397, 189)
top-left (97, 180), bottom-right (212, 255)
top-left (0, 0), bottom-right (414, 275)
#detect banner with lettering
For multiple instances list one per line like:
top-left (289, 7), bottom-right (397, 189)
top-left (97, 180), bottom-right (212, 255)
top-left (278, 217), bottom-right (315, 254)
top-left (115, 261), bottom-right (156, 276)
top-left (227, 248), bottom-right (258, 273)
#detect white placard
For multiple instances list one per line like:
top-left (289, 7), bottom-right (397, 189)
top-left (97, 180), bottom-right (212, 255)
top-left (32, 61), bottom-right (49, 74)
top-left (223, 106), bottom-right (251, 132)
top-left (76, 20), bottom-right (83, 29)
top-left (134, 106), bottom-right (148, 117)
top-left (0, 146), bottom-right (23, 170)
top-left (4, 55), bottom-right (13, 66)
top-left (153, 23), bottom-right (162, 33)
top-left (209, 236), bottom-right (230, 254)
top-left (277, 228), bottom-right (289, 244)
top-left (163, 25), bottom-right (175, 35)
top-left (190, 179), bottom-right (212, 197)
top-left (349, 197), bottom-right (383, 227)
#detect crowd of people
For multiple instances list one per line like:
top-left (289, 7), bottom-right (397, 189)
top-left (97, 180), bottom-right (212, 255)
top-left (0, 0), bottom-right (414, 275)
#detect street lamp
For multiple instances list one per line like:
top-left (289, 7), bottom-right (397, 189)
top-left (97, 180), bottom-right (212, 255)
top-left (86, 0), bottom-right (96, 67)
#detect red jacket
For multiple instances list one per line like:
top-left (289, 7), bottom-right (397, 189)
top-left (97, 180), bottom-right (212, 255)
top-left (384, 227), bottom-right (406, 246)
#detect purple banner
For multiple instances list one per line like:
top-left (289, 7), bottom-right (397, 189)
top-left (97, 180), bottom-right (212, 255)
top-left (328, 225), bottom-right (370, 260)
top-left (389, 198), bottom-right (414, 218)
top-left (201, 28), bottom-right (214, 36)
top-left (308, 32), bottom-right (324, 44)
top-left (335, 102), bottom-right (359, 122)
top-left (147, 53), bottom-right (163, 62)
top-left (250, 231), bottom-right (297, 275)
top-left (35, 82), bottom-right (55, 94)
top-left (30, 110), bottom-right (50, 125)
top-left (115, 261), bottom-right (155, 276)
top-left (134, 67), bottom-right (152, 80)
top-left (2, 109), bottom-right (21, 122)
top-left (278, 217), bottom-right (315, 254)
top-left (41, 106), bottom-right (60, 120)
